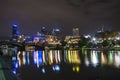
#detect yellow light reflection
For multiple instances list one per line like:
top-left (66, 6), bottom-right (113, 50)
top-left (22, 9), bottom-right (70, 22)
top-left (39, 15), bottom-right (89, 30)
top-left (72, 66), bottom-right (75, 71)
top-left (17, 51), bottom-right (28, 66)
top-left (42, 51), bottom-right (46, 63)
top-left (72, 65), bottom-right (80, 72)
top-left (76, 66), bottom-right (80, 72)
top-left (55, 50), bottom-right (58, 63)
top-left (101, 52), bottom-right (107, 65)
top-left (17, 51), bottom-right (21, 67)
top-left (65, 50), bottom-right (80, 64)
top-left (68, 50), bottom-right (71, 63)
top-left (49, 50), bottom-right (53, 65)
top-left (74, 50), bottom-right (81, 64)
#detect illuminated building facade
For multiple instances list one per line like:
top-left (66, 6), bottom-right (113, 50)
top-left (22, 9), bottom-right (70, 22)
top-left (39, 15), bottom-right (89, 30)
top-left (45, 35), bottom-right (60, 45)
top-left (17, 35), bottom-right (26, 42)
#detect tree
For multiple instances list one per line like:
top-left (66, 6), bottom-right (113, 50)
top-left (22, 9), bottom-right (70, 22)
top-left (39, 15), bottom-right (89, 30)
top-left (60, 40), bottom-right (67, 47)
top-left (78, 35), bottom-right (91, 48)
top-left (102, 40), bottom-right (115, 48)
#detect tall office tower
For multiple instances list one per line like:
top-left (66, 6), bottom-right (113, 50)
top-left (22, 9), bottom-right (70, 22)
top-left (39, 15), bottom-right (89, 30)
top-left (12, 24), bottom-right (19, 41)
top-left (73, 27), bottom-right (79, 36)
top-left (101, 24), bottom-right (105, 32)
top-left (51, 28), bottom-right (60, 36)
top-left (41, 27), bottom-right (47, 35)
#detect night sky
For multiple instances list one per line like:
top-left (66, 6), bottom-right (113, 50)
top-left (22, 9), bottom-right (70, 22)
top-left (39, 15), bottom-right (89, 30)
top-left (0, 0), bottom-right (120, 39)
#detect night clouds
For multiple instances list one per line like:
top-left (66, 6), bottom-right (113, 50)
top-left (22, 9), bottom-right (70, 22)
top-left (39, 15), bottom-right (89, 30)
top-left (0, 0), bottom-right (120, 39)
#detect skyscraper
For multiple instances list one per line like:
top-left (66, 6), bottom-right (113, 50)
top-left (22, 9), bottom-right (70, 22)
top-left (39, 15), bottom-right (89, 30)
top-left (11, 24), bottom-right (19, 41)
top-left (73, 27), bottom-right (79, 36)
top-left (51, 28), bottom-right (60, 36)
top-left (41, 27), bottom-right (47, 35)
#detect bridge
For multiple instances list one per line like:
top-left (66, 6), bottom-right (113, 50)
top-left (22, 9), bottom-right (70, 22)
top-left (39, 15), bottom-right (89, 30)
top-left (0, 41), bottom-right (23, 47)
top-left (0, 41), bottom-right (45, 51)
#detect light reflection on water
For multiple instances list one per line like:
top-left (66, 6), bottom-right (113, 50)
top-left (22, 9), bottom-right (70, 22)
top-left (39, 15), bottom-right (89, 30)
top-left (14, 50), bottom-right (120, 68)
top-left (16, 50), bottom-right (81, 68)
top-left (90, 50), bottom-right (99, 67)
top-left (11, 49), bottom-right (120, 75)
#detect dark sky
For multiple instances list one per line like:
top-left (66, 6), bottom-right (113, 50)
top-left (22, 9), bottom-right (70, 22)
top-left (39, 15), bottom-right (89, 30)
top-left (0, 0), bottom-right (120, 39)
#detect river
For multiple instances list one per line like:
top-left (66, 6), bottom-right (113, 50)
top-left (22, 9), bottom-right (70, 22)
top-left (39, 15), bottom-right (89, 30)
top-left (5, 49), bottom-right (120, 80)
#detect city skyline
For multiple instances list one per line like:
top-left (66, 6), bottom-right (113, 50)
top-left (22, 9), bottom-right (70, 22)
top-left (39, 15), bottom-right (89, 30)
top-left (0, 0), bottom-right (120, 39)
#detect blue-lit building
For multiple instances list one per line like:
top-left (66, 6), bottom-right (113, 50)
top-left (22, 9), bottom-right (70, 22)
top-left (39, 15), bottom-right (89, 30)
top-left (11, 24), bottom-right (19, 41)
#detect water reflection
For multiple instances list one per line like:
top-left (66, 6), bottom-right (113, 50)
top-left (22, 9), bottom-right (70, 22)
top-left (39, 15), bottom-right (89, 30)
top-left (12, 56), bottom-right (19, 74)
top-left (9, 49), bottom-right (120, 80)
top-left (108, 51), bottom-right (114, 65)
top-left (48, 50), bottom-right (61, 64)
top-left (101, 51), bottom-right (107, 65)
top-left (114, 52), bottom-right (120, 68)
top-left (14, 50), bottom-right (120, 69)
top-left (17, 51), bottom-right (30, 67)
top-left (83, 50), bottom-right (120, 68)
top-left (84, 54), bottom-right (90, 66)
top-left (11, 49), bottom-right (120, 77)
top-left (34, 51), bottom-right (43, 67)
top-left (52, 65), bottom-right (60, 72)
top-left (64, 50), bottom-right (81, 64)
top-left (41, 67), bottom-right (46, 74)
top-left (72, 65), bottom-right (80, 72)
top-left (90, 50), bottom-right (99, 67)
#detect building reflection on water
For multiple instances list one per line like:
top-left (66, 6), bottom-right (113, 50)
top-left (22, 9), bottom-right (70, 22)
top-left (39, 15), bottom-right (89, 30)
top-left (16, 50), bottom-right (81, 67)
top-left (83, 50), bottom-right (120, 68)
top-left (64, 50), bottom-right (81, 64)
top-left (11, 49), bottom-right (120, 75)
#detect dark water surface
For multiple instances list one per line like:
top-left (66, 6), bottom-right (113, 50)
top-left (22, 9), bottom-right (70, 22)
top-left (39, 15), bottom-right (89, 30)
top-left (6, 50), bottom-right (120, 80)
